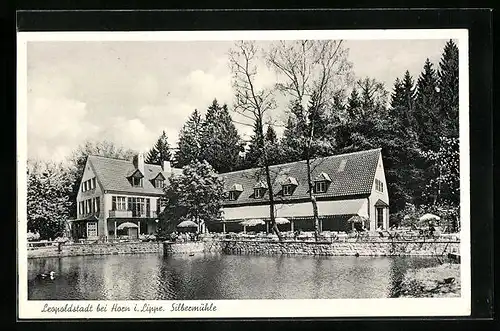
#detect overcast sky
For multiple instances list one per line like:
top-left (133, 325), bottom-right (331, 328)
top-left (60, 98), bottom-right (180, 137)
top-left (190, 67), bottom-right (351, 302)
top-left (26, 39), bottom-right (449, 162)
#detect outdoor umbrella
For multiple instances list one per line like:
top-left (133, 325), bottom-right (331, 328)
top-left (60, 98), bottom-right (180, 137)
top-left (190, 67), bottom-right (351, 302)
top-left (177, 220), bottom-right (198, 228)
top-left (117, 222), bottom-right (139, 230)
top-left (240, 219), bottom-right (265, 227)
top-left (274, 217), bottom-right (290, 225)
top-left (418, 213), bottom-right (441, 226)
top-left (347, 215), bottom-right (370, 224)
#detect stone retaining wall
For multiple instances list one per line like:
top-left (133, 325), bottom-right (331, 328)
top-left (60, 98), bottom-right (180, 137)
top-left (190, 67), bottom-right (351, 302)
top-left (27, 241), bottom-right (163, 259)
top-left (164, 239), bottom-right (459, 257)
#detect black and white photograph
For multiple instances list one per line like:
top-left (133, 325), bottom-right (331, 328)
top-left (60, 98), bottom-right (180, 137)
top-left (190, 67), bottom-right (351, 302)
top-left (17, 29), bottom-right (470, 318)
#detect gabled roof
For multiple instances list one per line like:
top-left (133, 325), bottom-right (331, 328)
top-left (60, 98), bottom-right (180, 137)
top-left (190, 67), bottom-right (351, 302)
top-left (229, 183), bottom-right (244, 192)
top-left (314, 172), bottom-right (332, 182)
top-left (127, 169), bottom-right (144, 178)
top-left (374, 199), bottom-right (389, 207)
top-left (152, 172), bottom-right (166, 181)
top-left (281, 176), bottom-right (299, 186)
top-left (253, 181), bottom-right (268, 189)
top-left (221, 148), bottom-right (381, 206)
top-left (88, 155), bottom-right (182, 195)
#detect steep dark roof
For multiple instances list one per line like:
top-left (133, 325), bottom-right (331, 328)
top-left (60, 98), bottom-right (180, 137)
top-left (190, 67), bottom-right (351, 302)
top-left (220, 148), bottom-right (381, 206)
top-left (88, 155), bottom-right (182, 195)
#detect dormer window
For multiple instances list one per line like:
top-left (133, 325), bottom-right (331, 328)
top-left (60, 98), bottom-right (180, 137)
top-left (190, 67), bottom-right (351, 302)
top-left (254, 188), bottom-right (264, 199)
top-left (315, 181), bottom-right (328, 193)
top-left (282, 185), bottom-right (293, 196)
top-left (132, 177), bottom-right (143, 187)
top-left (313, 172), bottom-right (331, 194)
top-left (281, 176), bottom-right (298, 196)
top-left (154, 179), bottom-right (164, 188)
top-left (228, 183), bottom-right (243, 201)
top-left (253, 181), bottom-right (267, 199)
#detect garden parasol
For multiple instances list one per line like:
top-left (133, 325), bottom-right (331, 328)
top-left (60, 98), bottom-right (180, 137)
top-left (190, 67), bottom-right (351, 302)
top-left (117, 222), bottom-right (139, 230)
top-left (240, 219), bottom-right (265, 227)
top-left (177, 220), bottom-right (199, 228)
top-left (274, 217), bottom-right (290, 225)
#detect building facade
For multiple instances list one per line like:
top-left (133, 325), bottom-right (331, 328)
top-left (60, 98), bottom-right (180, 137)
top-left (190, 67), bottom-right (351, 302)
top-left (72, 154), bottom-right (181, 241)
top-left (209, 148), bottom-right (389, 233)
top-left (72, 148), bottom-right (389, 240)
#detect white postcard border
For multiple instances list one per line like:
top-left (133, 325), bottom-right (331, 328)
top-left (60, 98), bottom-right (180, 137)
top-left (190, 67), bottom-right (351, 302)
top-left (17, 28), bottom-right (471, 319)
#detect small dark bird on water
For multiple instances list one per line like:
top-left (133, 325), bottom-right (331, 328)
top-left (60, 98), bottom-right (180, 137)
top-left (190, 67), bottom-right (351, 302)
top-left (36, 271), bottom-right (55, 280)
top-left (443, 277), bottom-right (455, 284)
top-left (354, 253), bottom-right (360, 257)
top-left (189, 253), bottom-right (195, 257)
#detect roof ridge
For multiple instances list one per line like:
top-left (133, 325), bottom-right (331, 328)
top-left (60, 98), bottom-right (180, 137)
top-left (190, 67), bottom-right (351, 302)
top-left (219, 148), bottom-right (381, 176)
top-left (88, 154), bottom-right (169, 168)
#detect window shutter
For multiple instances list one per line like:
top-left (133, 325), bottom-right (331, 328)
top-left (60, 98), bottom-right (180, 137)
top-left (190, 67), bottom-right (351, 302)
top-left (112, 196), bottom-right (116, 211)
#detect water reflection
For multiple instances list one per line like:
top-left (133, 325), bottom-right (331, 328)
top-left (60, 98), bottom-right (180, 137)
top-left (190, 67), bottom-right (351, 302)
top-left (28, 253), bottom-right (448, 300)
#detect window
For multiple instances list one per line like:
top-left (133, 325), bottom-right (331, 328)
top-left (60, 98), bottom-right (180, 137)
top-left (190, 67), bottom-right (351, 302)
top-left (79, 201), bottom-right (84, 215)
top-left (315, 181), bottom-right (327, 193)
top-left (254, 188), bottom-right (264, 199)
top-left (112, 196), bottom-right (127, 211)
top-left (92, 178), bottom-right (96, 189)
top-left (282, 185), bottom-right (293, 196)
top-left (229, 191), bottom-right (238, 201)
top-left (132, 177), bottom-right (143, 187)
top-left (95, 197), bottom-right (100, 215)
top-left (155, 179), bottom-right (164, 188)
top-left (128, 197), bottom-right (146, 217)
top-left (87, 222), bottom-right (98, 238)
top-left (376, 207), bottom-right (384, 229)
top-left (375, 179), bottom-right (384, 192)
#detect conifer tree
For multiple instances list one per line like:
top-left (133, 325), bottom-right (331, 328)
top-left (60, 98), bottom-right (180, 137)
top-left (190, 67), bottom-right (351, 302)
top-left (173, 109), bottom-right (203, 168)
top-left (346, 89), bottom-right (362, 122)
top-left (437, 39), bottom-right (459, 137)
top-left (200, 99), bottom-right (243, 173)
top-left (415, 58), bottom-right (440, 151)
top-left (243, 120), bottom-right (265, 168)
top-left (146, 130), bottom-right (171, 165)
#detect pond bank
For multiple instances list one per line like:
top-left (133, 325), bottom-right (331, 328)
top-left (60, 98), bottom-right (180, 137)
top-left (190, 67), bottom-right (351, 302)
top-left (27, 241), bottom-right (163, 259)
top-left (397, 263), bottom-right (461, 298)
top-left (27, 238), bottom-right (460, 259)
top-left (165, 239), bottom-right (460, 257)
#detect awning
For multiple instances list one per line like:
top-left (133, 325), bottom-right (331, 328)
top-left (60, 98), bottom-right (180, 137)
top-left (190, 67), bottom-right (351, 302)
top-left (72, 215), bottom-right (99, 222)
top-left (374, 199), bottom-right (389, 207)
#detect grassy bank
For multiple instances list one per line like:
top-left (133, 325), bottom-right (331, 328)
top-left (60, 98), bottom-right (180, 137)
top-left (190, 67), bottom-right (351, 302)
top-left (399, 263), bottom-right (460, 298)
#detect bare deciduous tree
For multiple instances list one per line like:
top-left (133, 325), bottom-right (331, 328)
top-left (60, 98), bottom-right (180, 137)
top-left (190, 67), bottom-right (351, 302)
top-left (228, 41), bottom-right (283, 241)
top-left (266, 40), bottom-right (353, 240)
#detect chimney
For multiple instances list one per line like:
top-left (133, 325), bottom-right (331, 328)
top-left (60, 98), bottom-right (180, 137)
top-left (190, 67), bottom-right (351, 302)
top-left (133, 153), bottom-right (145, 174)
top-left (162, 160), bottom-right (171, 173)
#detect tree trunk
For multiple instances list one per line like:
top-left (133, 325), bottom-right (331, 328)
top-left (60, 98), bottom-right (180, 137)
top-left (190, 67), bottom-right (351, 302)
top-left (306, 119), bottom-right (320, 241)
top-left (306, 157), bottom-right (320, 241)
top-left (258, 117), bottom-right (283, 242)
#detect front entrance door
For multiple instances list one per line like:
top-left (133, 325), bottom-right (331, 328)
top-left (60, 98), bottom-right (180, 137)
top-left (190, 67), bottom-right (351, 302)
top-left (376, 208), bottom-right (384, 229)
top-left (128, 227), bottom-right (138, 239)
top-left (87, 221), bottom-right (98, 238)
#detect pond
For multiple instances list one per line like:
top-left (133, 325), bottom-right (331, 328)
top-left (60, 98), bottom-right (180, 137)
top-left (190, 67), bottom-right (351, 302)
top-left (27, 253), bottom-right (447, 300)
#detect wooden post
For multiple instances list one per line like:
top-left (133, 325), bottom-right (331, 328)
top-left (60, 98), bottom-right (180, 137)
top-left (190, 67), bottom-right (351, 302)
top-left (114, 221), bottom-right (117, 239)
top-left (138, 221), bottom-right (141, 235)
top-left (243, 225), bottom-right (246, 233)
top-left (222, 222), bottom-right (226, 233)
top-left (266, 222), bottom-right (269, 233)
top-left (291, 220), bottom-right (294, 232)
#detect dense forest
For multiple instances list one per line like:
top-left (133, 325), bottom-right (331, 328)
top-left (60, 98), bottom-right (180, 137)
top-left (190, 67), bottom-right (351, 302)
top-left (26, 40), bottom-right (460, 239)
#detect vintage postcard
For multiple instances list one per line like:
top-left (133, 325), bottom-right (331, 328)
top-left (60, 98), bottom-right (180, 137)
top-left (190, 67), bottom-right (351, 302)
top-left (17, 29), bottom-right (470, 319)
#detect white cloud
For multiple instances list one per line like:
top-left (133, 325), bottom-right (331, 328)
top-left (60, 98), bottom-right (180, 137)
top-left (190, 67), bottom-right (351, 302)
top-left (27, 97), bottom-right (99, 162)
top-left (108, 117), bottom-right (156, 153)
